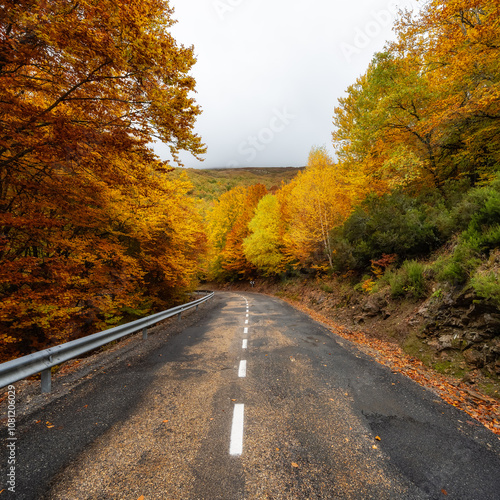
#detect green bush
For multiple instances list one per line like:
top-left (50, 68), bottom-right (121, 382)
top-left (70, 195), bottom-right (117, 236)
top-left (386, 268), bottom-right (406, 298)
top-left (402, 260), bottom-right (426, 297)
top-left (471, 270), bottom-right (500, 307)
top-left (434, 181), bottom-right (500, 284)
top-left (436, 241), bottom-right (482, 284)
top-left (381, 260), bottom-right (427, 298)
top-left (328, 175), bottom-right (500, 301)
top-left (329, 190), bottom-right (446, 271)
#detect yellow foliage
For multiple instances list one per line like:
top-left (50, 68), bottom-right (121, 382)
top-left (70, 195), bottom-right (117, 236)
top-left (279, 147), bottom-right (366, 268)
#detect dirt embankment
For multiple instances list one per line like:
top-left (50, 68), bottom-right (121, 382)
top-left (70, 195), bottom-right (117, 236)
top-left (210, 278), bottom-right (500, 435)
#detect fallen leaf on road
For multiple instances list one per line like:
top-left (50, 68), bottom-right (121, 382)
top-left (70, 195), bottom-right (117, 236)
top-left (291, 462), bottom-right (299, 468)
top-left (372, 445), bottom-right (378, 449)
top-left (138, 496), bottom-right (145, 500)
top-left (47, 425), bottom-right (54, 429)
top-left (163, 420), bottom-right (169, 423)
top-left (281, 298), bottom-right (500, 435)
top-left (276, 448), bottom-right (280, 451)
top-left (375, 436), bottom-right (381, 441)
top-left (441, 489), bottom-right (448, 496)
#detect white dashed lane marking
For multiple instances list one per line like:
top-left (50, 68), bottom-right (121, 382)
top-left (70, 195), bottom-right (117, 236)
top-left (229, 404), bottom-right (245, 456)
top-left (230, 297), bottom-right (248, 457)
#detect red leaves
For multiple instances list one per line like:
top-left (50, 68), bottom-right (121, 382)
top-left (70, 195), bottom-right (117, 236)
top-left (0, 1), bottom-right (207, 363)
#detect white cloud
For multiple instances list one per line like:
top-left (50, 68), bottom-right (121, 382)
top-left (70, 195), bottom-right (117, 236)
top-left (154, 0), bottom-right (421, 168)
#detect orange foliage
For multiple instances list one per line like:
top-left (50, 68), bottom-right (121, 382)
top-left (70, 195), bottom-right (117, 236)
top-left (205, 184), bottom-right (267, 280)
top-left (334, 1), bottom-right (500, 190)
top-left (0, 0), bottom-right (206, 361)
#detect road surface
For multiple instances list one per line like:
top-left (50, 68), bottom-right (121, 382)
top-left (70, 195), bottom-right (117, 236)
top-left (2, 292), bottom-right (500, 499)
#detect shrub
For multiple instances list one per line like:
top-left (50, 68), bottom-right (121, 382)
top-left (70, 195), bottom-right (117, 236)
top-left (436, 241), bottom-right (481, 284)
top-left (329, 190), bottom-right (445, 271)
top-left (402, 260), bottom-right (426, 298)
top-left (386, 268), bottom-right (407, 298)
top-left (383, 260), bottom-right (427, 298)
top-left (471, 270), bottom-right (500, 306)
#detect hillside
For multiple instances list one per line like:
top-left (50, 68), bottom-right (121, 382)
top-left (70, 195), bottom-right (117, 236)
top-left (174, 167), bottom-right (304, 203)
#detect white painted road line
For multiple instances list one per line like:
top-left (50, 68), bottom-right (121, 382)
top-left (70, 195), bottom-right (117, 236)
top-left (230, 404), bottom-right (245, 456)
top-left (244, 327), bottom-right (248, 334)
top-left (245, 319), bottom-right (248, 324)
top-left (238, 360), bottom-right (247, 377)
top-left (242, 339), bottom-right (248, 349)
top-left (246, 314), bottom-right (249, 318)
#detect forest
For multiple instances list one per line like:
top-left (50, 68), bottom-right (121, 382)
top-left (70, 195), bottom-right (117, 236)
top-left (206, 1), bottom-right (500, 287)
top-left (1, 0), bottom-right (499, 367)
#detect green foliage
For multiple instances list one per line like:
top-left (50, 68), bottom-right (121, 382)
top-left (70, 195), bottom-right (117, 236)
top-left (175, 167), bottom-right (302, 204)
top-left (436, 243), bottom-right (481, 284)
top-left (377, 260), bottom-right (427, 298)
top-left (329, 177), bottom-right (500, 300)
top-left (330, 190), bottom-right (443, 271)
top-left (471, 270), bottom-right (500, 307)
top-left (433, 179), bottom-right (500, 284)
top-left (402, 260), bottom-right (427, 298)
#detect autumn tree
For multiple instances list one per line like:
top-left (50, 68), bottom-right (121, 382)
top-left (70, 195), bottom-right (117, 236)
top-left (243, 194), bottom-right (287, 275)
top-left (0, 0), bottom-right (206, 360)
top-left (393, 0), bottom-right (500, 183)
top-left (278, 148), bottom-right (364, 269)
top-left (333, 1), bottom-right (500, 192)
top-left (205, 184), bottom-right (266, 280)
top-left (220, 184), bottom-right (267, 278)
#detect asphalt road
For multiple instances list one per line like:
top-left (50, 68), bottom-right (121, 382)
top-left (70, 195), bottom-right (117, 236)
top-left (1, 292), bottom-right (500, 499)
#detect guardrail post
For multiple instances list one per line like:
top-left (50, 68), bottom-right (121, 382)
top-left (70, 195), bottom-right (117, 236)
top-left (41, 369), bottom-right (51, 394)
top-left (196, 304), bottom-right (199, 311)
top-left (0, 291), bottom-right (215, 391)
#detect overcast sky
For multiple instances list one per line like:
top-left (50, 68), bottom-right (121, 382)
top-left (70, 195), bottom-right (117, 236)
top-left (154, 0), bottom-right (421, 169)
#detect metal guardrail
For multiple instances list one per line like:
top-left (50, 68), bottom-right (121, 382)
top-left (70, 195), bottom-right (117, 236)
top-left (0, 291), bottom-right (214, 393)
